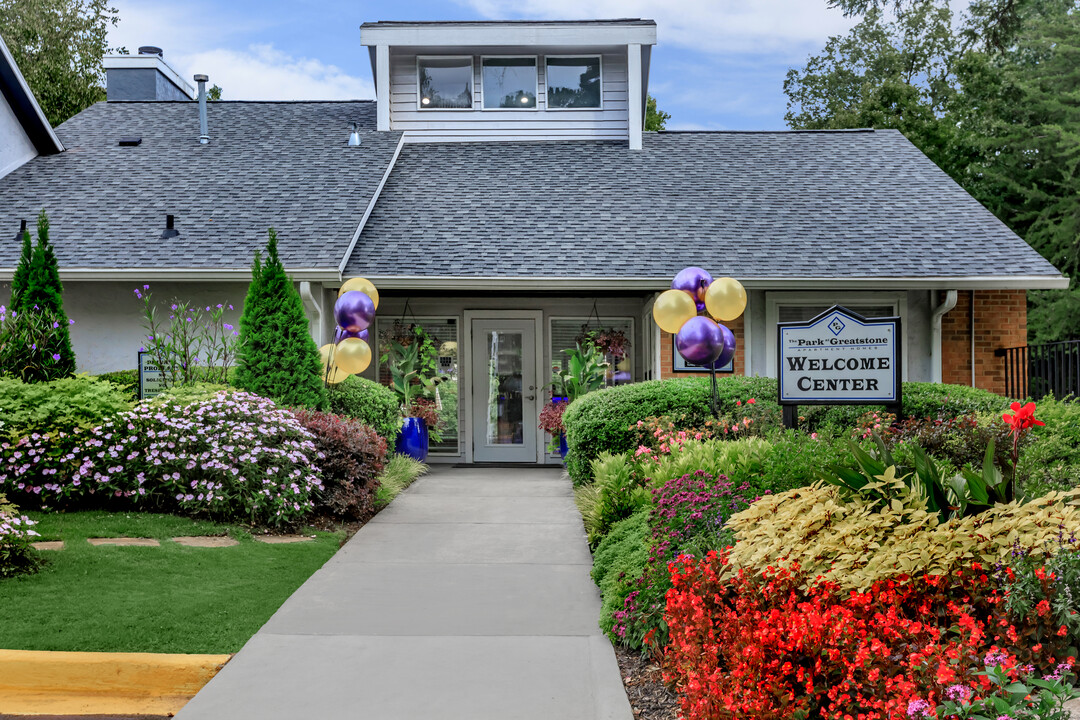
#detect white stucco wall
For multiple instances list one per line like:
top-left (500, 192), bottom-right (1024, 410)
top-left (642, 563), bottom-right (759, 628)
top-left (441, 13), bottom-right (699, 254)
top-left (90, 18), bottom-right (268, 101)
top-left (0, 92), bottom-right (37, 179)
top-left (44, 281), bottom-right (248, 374)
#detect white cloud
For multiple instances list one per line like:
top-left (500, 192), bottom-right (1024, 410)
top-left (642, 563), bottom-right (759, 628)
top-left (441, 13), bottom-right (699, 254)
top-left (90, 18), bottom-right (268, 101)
top-left (460, 0), bottom-right (858, 57)
top-left (177, 45), bottom-right (374, 100)
top-left (107, 0), bottom-right (374, 101)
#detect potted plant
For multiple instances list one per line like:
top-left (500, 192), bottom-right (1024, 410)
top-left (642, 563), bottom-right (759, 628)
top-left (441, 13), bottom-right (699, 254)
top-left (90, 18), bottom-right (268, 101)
top-left (538, 343), bottom-right (608, 458)
top-left (576, 326), bottom-right (631, 385)
top-left (382, 330), bottom-right (443, 461)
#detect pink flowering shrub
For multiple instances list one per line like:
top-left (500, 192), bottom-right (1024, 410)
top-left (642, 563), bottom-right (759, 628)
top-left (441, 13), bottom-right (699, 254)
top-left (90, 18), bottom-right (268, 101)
top-left (0, 390), bottom-right (322, 527)
top-left (0, 494), bottom-right (40, 577)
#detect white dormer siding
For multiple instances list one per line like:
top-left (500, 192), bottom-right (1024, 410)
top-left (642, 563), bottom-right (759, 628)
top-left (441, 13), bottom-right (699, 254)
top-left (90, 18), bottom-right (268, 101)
top-left (362, 21), bottom-right (656, 149)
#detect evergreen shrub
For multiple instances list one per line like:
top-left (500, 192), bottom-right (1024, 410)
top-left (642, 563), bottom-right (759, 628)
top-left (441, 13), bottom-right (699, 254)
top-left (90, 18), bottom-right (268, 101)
top-left (327, 375), bottom-right (401, 443)
top-left (233, 229), bottom-right (327, 409)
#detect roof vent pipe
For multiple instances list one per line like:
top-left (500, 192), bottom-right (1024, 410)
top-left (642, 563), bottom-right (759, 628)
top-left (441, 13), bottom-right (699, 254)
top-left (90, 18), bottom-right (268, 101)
top-left (15, 219), bottom-right (26, 241)
top-left (162, 214), bottom-right (179, 239)
top-left (194, 74), bottom-right (209, 145)
top-left (348, 122), bottom-right (361, 146)
top-left (138, 46), bottom-right (163, 57)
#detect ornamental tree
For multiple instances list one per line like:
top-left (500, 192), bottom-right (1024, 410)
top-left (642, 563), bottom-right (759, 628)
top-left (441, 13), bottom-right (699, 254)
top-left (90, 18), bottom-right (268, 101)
top-left (233, 228), bottom-right (327, 409)
top-left (1, 210), bottom-right (76, 381)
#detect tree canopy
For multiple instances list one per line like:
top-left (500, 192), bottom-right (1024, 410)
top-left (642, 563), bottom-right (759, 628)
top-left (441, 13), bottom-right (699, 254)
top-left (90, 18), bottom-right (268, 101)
top-left (787, 0), bottom-right (1080, 343)
top-left (0, 0), bottom-right (120, 126)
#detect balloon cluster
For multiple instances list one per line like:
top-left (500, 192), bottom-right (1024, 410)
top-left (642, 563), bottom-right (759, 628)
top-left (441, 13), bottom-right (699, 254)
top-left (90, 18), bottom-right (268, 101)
top-left (321, 277), bottom-right (379, 384)
top-left (653, 267), bottom-right (746, 368)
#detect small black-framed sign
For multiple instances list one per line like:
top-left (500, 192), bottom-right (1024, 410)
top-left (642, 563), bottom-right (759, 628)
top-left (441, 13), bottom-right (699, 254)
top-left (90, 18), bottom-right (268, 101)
top-left (138, 351), bottom-right (167, 401)
top-left (672, 336), bottom-right (735, 374)
top-left (776, 305), bottom-right (902, 426)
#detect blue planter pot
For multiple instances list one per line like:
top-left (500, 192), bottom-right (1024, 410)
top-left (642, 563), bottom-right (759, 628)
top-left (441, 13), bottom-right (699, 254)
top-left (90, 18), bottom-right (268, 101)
top-left (558, 432), bottom-right (569, 459)
top-left (396, 417), bottom-right (429, 462)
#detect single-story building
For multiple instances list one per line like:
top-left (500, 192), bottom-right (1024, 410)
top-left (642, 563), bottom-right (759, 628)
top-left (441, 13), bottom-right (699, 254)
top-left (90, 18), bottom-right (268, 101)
top-left (0, 20), bottom-right (1068, 464)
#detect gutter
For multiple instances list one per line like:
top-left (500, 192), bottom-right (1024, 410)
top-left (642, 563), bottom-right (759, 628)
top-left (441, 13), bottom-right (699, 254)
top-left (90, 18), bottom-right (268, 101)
top-left (930, 290), bottom-right (958, 383)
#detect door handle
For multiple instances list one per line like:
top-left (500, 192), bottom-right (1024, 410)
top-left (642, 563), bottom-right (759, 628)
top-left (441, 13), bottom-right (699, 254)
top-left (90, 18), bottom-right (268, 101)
top-left (526, 395), bottom-right (535, 401)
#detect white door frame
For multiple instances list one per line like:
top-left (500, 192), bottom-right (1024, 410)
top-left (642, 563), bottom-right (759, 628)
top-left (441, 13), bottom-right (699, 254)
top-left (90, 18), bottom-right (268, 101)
top-left (463, 310), bottom-right (545, 464)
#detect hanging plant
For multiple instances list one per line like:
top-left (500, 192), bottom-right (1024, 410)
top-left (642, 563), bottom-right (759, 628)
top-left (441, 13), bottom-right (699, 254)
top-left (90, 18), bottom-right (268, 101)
top-left (576, 326), bottom-right (630, 360)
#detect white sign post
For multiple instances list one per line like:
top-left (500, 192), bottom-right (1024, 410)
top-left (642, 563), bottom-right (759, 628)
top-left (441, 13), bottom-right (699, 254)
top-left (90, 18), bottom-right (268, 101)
top-left (138, 351), bottom-right (167, 401)
top-left (776, 306), bottom-right (902, 428)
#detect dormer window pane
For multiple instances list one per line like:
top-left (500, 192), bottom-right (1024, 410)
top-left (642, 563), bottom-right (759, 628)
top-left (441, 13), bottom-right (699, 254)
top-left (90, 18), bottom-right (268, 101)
top-left (418, 57), bottom-right (473, 109)
top-left (482, 57), bottom-right (537, 109)
top-left (546, 57), bottom-right (602, 109)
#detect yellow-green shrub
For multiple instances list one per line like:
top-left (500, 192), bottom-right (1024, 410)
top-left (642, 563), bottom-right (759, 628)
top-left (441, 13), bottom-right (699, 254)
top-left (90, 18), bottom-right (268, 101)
top-left (725, 482), bottom-right (1080, 590)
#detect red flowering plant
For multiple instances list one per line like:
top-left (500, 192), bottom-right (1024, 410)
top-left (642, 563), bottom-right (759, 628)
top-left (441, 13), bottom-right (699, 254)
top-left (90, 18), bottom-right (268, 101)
top-left (1002, 401), bottom-right (1046, 497)
top-left (662, 554), bottom-right (1048, 720)
top-left (538, 400), bottom-right (569, 453)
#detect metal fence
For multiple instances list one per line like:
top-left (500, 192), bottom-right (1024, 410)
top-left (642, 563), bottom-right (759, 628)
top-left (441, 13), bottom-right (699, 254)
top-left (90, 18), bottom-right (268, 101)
top-left (996, 340), bottom-right (1080, 400)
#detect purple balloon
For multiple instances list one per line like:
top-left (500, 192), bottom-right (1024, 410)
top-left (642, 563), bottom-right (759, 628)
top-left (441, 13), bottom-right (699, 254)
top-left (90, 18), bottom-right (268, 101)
top-left (334, 291), bottom-right (375, 333)
top-left (334, 326), bottom-right (370, 344)
top-left (676, 316), bottom-right (725, 366)
top-left (671, 266), bottom-right (714, 311)
top-left (703, 323), bottom-right (737, 369)
top-left (612, 370), bottom-right (632, 385)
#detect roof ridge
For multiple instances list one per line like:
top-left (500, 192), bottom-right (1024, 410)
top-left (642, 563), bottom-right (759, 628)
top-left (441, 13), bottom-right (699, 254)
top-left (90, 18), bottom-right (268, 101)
top-left (100, 99), bottom-right (376, 105)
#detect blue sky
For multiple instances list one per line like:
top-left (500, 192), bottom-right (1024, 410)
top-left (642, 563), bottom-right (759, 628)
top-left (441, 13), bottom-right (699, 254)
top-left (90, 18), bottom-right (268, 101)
top-left (109, 1), bottom-right (860, 130)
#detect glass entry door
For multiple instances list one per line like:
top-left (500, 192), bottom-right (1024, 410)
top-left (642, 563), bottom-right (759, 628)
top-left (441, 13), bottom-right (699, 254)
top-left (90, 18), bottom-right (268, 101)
top-left (471, 318), bottom-right (538, 463)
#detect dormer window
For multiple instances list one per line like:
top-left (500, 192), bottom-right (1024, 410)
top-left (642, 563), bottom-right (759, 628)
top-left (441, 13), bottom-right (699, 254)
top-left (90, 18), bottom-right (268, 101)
top-left (481, 57), bottom-right (537, 109)
top-left (418, 57), bottom-right (473, 109)
top-left (546, 56), bottom-right (602, 109)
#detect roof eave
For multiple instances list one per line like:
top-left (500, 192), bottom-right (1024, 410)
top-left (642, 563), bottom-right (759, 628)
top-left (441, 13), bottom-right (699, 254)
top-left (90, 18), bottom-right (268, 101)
top-left (0, 35), bottom-right (64, 155)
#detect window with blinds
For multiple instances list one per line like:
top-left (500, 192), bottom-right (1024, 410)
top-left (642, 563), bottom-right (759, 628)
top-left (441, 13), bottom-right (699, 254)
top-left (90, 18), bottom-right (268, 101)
top-left (376, 318), bottom-right (461, 454)
top-left (549, 317), bottom-right (634, 391)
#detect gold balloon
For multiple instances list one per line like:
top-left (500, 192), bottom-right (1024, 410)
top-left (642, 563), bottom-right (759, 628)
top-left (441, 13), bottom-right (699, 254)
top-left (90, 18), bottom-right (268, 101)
top-left (653, 289), bottom-right (698, 334)
top-left (334, 337), bottom-right (371, 374)
top-left (704, 277), bottom-right (747, 322)
top-left (338, 277), bottom-right (379, 309)
top-left (319, 343), bottom-right (351, 384)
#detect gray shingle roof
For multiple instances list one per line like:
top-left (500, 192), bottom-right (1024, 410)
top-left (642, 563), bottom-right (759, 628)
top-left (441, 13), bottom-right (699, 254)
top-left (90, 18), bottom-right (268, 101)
top-left (343, 130), bottom-right (1063, 280)
top-left (0, 100), bottom-right (400, 270)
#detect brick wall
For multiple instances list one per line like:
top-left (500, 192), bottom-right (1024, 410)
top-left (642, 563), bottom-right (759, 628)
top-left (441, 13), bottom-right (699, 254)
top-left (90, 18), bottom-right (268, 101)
top-left (940, 290), bottom-right (1026, 395)
top-left (658, 314), bottom-right (745, 379)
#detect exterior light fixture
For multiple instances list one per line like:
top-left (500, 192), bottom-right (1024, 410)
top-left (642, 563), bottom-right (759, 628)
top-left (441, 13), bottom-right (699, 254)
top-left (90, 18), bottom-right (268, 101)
top-left (421, 97), bottom-right (431, 105)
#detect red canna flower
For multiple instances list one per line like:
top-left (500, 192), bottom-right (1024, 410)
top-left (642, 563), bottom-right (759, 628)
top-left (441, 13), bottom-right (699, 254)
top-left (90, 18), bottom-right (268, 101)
top-left (1002, 401), bottom-right (1046, 431)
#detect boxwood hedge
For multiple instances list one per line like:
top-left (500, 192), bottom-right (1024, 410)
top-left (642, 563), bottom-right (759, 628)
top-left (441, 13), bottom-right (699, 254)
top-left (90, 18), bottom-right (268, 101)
top-left (562, 377), bottom-right (1010, 485)
top-left (327, 375), bottom-right (401, 444)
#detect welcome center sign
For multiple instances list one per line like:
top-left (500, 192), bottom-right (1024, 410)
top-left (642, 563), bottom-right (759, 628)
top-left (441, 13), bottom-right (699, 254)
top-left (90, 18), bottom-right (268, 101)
top-left (777, 306), bottom-right (902, 422)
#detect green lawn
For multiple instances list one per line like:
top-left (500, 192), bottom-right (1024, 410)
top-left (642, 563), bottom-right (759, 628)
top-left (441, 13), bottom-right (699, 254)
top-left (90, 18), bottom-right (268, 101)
top-left (0, 511), bottom-right (343, 654)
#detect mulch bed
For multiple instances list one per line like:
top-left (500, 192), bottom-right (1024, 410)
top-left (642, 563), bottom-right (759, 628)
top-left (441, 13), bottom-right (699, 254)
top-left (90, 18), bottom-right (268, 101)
top-left (614, 645), bottom-right (681, 720)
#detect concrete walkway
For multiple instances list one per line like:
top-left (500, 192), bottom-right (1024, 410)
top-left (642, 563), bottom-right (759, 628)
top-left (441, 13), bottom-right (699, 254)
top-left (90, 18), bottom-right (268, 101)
top-left (175, 466), bottom-right (633, 720)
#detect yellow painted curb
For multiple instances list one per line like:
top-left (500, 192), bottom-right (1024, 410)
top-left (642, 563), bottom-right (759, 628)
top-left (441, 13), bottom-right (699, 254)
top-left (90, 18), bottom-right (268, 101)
top-left (0, 648), bottom-right (231, 716)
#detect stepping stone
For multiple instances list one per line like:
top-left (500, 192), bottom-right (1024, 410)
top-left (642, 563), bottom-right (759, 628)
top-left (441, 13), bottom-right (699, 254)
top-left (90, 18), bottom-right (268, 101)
top-left (87, 537), bottom-right (160, 547)
top-left (253, 535), bottom-right (315, 544)
top-left (173, 535), bottom-right (239, 548)
top-left (31, 541), bottom-right (64, 551)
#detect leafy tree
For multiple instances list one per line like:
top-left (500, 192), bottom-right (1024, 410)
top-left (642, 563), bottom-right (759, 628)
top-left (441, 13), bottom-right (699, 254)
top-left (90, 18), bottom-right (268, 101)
top-left (645, 94), bottom-right (671, 131)
top-left (234, 229), bottom-right (328, 409)
top-left (0, 0), bottom-right (120, 126)
top-left (208, 84), bottom-right (223, 101)
top-left (788, 0), bottom-right (1080, 342)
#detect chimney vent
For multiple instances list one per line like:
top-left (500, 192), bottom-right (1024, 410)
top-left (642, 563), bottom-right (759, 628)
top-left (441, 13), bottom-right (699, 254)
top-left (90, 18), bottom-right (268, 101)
top-left (138, 46), bottom-right (163, 57)
top-left (195, 74), bottom-right (210, 145)
top-left (161, 215), bottom-right (179, 239)
top-left (15, 219), bottom-right (26, 241)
